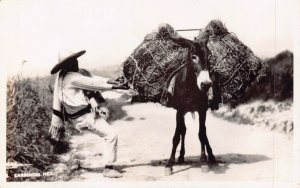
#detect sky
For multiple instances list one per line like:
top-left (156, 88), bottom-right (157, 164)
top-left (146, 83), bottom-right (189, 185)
top-left (0, 0), bottom-right (294, 77)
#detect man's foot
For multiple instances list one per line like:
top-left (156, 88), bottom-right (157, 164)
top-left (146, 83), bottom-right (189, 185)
top-left (103, 166), bottom-right (123, 178)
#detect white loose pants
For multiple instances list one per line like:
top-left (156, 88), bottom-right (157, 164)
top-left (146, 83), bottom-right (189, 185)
top-left (70, 112), bottom-right (118, 165)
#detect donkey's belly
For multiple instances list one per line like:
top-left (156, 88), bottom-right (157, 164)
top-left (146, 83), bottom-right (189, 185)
top-left (171, 94), bottom-right (208, 112)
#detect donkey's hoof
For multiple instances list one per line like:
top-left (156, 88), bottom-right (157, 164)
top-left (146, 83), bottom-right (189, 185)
top-left (200, 154), bottom-right (207, 163)
top-left (165, 167), bottom-right (173, 176)
top-left (208, 155), bottom-right (216, 164)
top-left (201, 164), bottom-right (209, 173)
top-left (178, 156), bottom-right (185, 164)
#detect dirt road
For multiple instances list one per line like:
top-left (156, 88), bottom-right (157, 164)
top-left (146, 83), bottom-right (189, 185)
top-left (58, 91), bottom-right (293, 185)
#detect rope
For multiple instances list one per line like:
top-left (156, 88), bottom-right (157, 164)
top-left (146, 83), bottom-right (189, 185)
top-left (142, 44), bottom-right (166, 75)
top-left (129, 55), bottom-right (151, 85)
top-left (158, 40), bottom-right (169, 54)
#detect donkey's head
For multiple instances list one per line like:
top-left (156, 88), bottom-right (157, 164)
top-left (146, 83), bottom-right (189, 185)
top-left (190, 42), bottom-right (212, 93)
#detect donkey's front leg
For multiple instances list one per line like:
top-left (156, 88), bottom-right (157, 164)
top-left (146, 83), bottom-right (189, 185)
top-left (165, 110), bottom-right (185, 175)
top-left (198, 110), bottom-right (207, 163)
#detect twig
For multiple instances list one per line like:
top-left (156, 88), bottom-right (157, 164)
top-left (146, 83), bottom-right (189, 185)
top-left (222, 55), bottom-right (251, 86)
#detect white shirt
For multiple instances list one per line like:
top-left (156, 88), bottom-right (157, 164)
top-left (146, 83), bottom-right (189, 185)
top-left (51, 71), bottom-right (112, 128)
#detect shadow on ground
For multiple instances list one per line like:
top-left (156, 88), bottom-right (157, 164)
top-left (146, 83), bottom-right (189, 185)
top-left (104, 92), bottom-right (154, 123)
top-left (104, 93), bottom-right (132, 122)
top-left (78, 153), bottom-right (270, 175)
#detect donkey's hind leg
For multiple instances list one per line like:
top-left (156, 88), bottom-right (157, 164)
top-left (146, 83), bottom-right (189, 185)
top-left (165, 110), bottom-right (185, 175)
top-left (198, 109), bottom-right (215, 163)
top-left (178, 115), bottom-right (187, 164)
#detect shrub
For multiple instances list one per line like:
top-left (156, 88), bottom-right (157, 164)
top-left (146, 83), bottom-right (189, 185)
top-left (241, 50), bottom-right (293, 102)
top-left (7, 76), bottom-right (57, 181)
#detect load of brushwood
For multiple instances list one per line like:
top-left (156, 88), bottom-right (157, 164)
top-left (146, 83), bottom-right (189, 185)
top-left (123, 20), bottom-right (262, 107)
top-left (199, 20), bottom-right (262, 106)
top-left (122, 23), bottom-right (189, 103)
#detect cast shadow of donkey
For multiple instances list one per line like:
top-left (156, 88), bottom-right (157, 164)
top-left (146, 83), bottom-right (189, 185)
top-left (81, 153), bottom-right (270, 176)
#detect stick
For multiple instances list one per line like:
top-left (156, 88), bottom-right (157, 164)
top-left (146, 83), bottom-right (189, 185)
top-left (176, 29), bottom-right (202, 31)
top-left (6, 162), bottom-right (32, 169)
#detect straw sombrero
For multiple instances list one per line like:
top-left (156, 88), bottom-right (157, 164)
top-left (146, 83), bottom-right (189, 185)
top-left (51, 50), bottom-right (86, 74)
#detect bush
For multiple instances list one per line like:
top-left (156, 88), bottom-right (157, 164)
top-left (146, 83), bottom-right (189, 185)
top-left (7, 76), bottom-right (57, 181)
top-left (212, 100), bottom-right (293, 134)
top-left (241, 50), bottom-right (293, 102)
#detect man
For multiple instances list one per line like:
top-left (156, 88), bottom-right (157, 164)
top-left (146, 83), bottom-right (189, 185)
top-left (49, 50), bottom-right (128, 178)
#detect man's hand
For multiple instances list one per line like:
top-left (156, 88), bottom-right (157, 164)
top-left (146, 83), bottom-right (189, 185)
top-left (112, 82), bottom-right (129, 90)
top-left (107, 78), bottom-right (119, 85)
top-left (98, 107), bottom-right (110, 120)
top-left (89, 98), bottom-right (99, 118)
top-left (107, 76), bottom-right (125, 84)
top-left (48, 123), bottom-right (65, 142)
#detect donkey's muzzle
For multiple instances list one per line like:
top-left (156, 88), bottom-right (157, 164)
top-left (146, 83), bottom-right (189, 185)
top-left (200, 81), bottom-right (212, 91)
top-left (197, 70), bottom-right (212, 92)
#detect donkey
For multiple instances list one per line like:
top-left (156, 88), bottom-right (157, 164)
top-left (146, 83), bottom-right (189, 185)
top-left (164, 33), bottom-right (218, 175)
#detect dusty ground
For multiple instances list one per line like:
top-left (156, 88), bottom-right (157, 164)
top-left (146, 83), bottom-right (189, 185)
top-left (53, 90), bottom-right (293, 185)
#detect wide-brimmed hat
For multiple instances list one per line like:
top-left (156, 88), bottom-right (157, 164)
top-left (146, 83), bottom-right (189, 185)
top-left (51, 50), bottom-right (86, 74)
